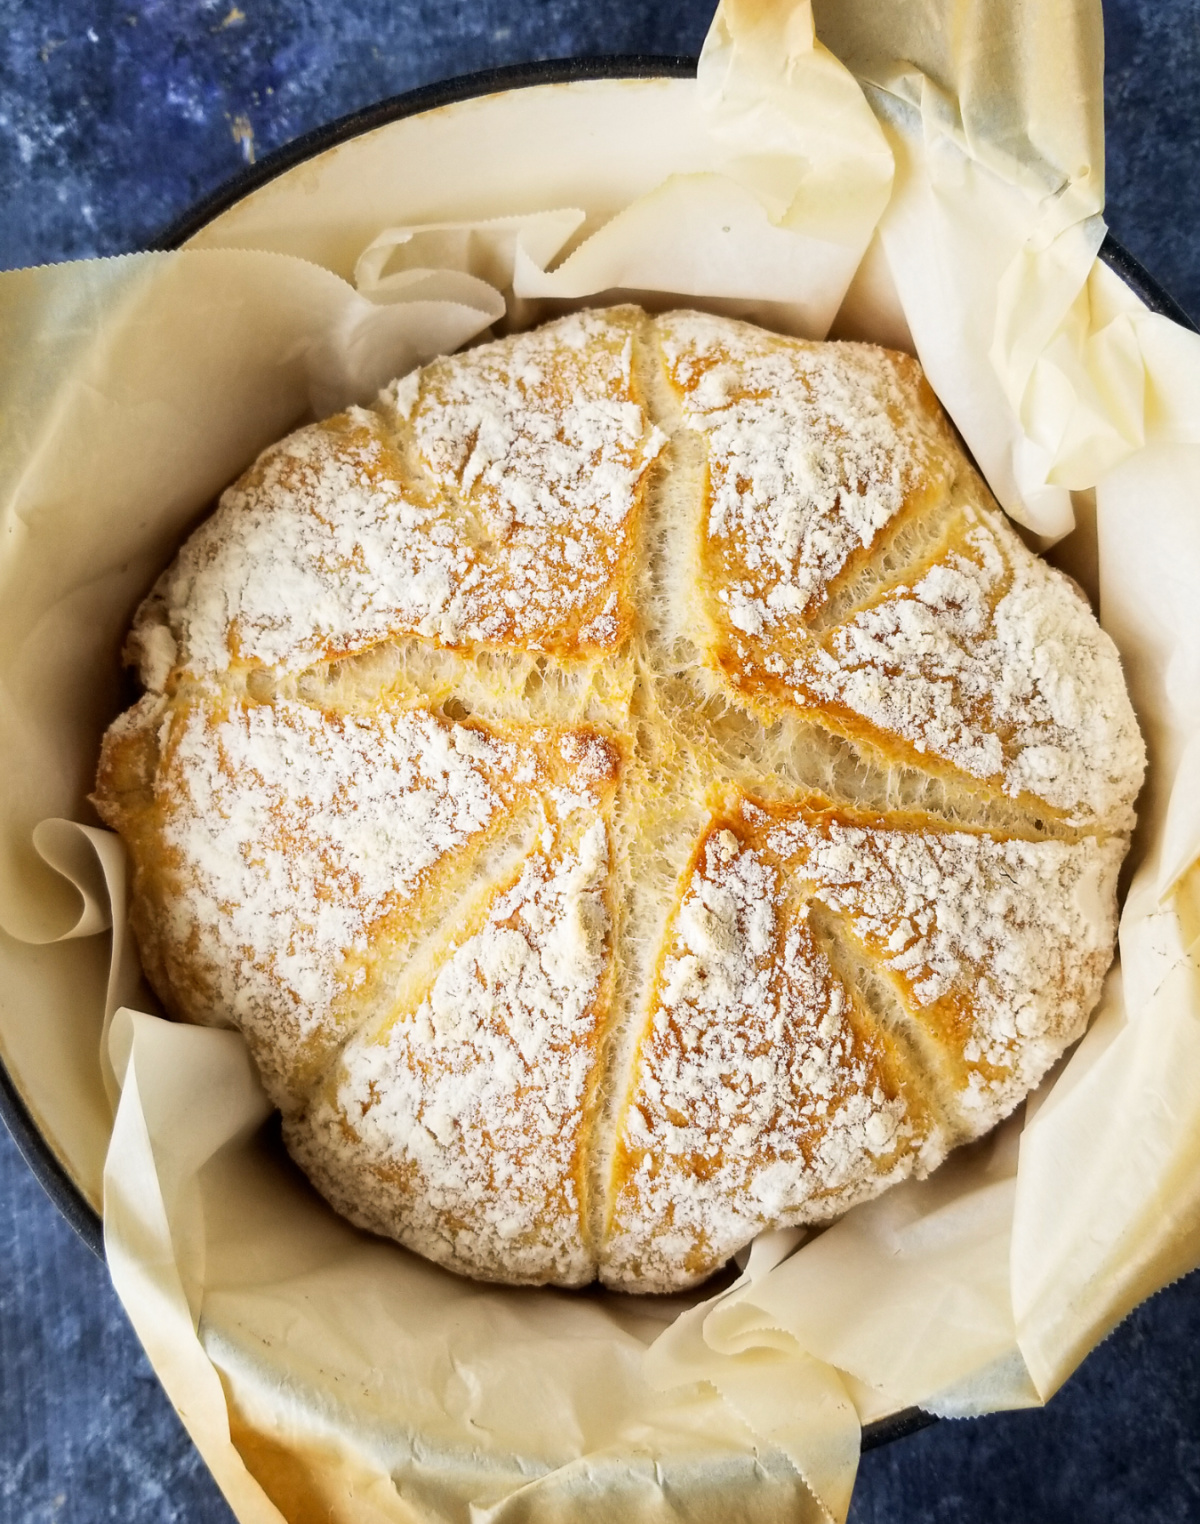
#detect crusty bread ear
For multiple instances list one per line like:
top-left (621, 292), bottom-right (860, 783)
top-left (93, 307), bottom-right (1144, 1292)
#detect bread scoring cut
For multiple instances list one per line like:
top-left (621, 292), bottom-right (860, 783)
top-left (94, 306), bottom-right (1145, 1293)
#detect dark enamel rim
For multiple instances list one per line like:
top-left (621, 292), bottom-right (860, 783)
top-left (2, 52), bottom-right (1193, 1458)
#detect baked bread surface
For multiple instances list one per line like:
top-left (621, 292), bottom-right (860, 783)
top-left (94, 307), bottom-right (1144, 1292)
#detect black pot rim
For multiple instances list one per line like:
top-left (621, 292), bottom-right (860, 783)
top-left (2, 51), bottom-right (1193, 1460)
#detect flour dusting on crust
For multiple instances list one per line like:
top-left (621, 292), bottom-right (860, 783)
top-left (152, 700), bottom-right (519, 1105)
top-left (762, 804), bottom-right (1123, 1128)
top-left (139, 309), bottom-right (663, 686)
top-left (788, 507), bottom-right (1145, 828)
top-left (142, 414), bottom-right (462, 680)
top-left (290, 819), bottom-right (610, 1286)
top-left (658, 310), bottom-right (952, 630)
top-left (409, 308), bottom-right (663, 650)
top-left (604, 826), bottom-right (934, 1291)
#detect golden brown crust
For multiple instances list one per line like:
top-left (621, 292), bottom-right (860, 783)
top-left (602, 813), bottom-right (946, 1292)
top-left (93, 306), bottom-right (1145, 1291)
top-left (288, 804), bottom-right (616, 1286)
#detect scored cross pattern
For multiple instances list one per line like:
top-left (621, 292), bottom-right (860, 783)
top-left (94, 308), bottom-right (1143, 1293)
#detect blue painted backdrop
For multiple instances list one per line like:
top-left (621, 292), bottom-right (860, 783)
top-left (2, 2), bottom-right (1199, 1520)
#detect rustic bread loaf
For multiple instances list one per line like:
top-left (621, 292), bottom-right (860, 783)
top-left (94, 307), bottom-right (1144, 1293)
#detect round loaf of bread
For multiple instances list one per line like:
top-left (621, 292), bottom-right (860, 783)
top-left (94, 306), bottom-right (1145, 1293)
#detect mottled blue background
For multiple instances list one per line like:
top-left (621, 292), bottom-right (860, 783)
top-left (3, 2), bottom-right (1200, 1521)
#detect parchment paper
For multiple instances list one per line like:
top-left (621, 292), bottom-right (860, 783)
top-left (3, 2), bottom-right (1200, 1520)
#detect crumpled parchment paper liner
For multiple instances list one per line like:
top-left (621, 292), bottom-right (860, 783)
top-left (643, 1229), bottom-right (861, 1520)
top-left (350, 8), bottom-right (893, 339)
top-left (103, 1005), bottom-right (826, 1524)
top-left (4, 0), bottom-right (1200, 1519)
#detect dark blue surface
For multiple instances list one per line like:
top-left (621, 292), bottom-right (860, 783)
top-left (3, 2), bottom-right (1200, 1520)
